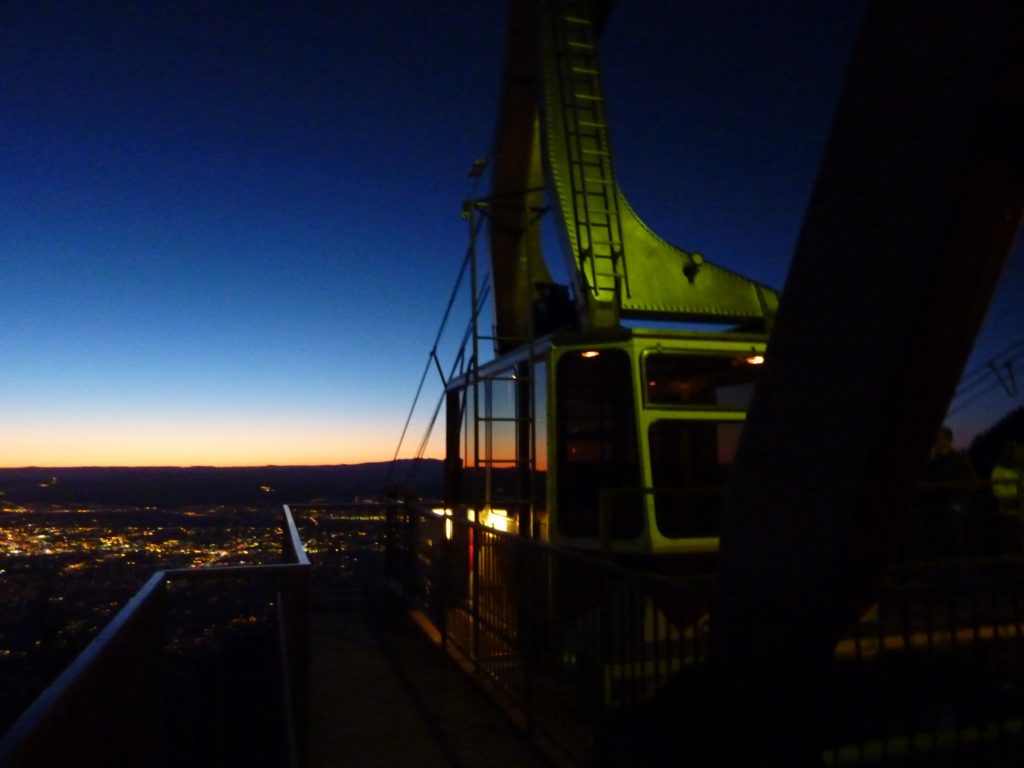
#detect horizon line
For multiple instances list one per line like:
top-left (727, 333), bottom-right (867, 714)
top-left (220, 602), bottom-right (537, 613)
top-left (0, 458), bottom-right (444, 471)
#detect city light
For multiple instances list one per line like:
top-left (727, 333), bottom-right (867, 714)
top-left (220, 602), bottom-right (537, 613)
top-left (0, 502), bottom-right (391, 742)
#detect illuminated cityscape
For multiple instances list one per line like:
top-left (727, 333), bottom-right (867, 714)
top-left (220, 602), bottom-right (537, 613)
top-left (0, 503), bottom-right (384, 734)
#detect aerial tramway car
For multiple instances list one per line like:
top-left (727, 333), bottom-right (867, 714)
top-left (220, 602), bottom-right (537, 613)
top-left (438, 0), bottom-right (778, 568)
top-left (444, 329), bottom-right (769, 565)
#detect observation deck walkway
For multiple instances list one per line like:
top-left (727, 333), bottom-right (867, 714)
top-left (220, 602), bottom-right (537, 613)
top-left (308, 598), bottom-right (551, 768)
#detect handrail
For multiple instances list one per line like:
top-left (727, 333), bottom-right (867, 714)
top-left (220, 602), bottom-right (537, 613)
top-left (283, 504), bottom-right (312, 567)
top-left (0, 570), bottom-right (167, 759)
top-left (0, 504), bottom-right (311, 767)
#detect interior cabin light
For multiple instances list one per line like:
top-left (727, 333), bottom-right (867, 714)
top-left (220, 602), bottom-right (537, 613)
top-left (483, 507), bottom-right (511, 533)
top-left (580, 350), bottom-right (600, 359)
top-left (431, 507), bottom-right (455, 539)
top-left (487, 515), bottom-right (510, 533)
top-left (745, 355), bottom-right (765, 365)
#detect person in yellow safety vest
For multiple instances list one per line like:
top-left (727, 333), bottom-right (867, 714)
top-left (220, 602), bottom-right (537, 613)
top-left (991, 441), bottom-right (1024, 514)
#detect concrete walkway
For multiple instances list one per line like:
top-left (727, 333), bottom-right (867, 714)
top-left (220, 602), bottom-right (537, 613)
top-left (307, 598), bottom-right (554, 768)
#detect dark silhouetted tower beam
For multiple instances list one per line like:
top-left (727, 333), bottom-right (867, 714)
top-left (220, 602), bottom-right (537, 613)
top-left (711, 1), bottom-right (1023, 763)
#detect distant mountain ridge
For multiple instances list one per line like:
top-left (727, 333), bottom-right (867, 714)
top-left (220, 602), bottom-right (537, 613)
top-left (0, 460), bottom-right (443, 506)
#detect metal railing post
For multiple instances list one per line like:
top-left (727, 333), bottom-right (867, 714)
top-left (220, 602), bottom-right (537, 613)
top-left (439, 514), bottom-right (452, 651)
top-left (280, 505), bottom-right (311, 768)
top-left (384, 497), bottom-right (398, 586)
top-left (471, 518), bottom-right (481, 671)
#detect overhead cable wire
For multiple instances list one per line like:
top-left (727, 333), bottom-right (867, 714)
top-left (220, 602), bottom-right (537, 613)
top-left (954, 349), bottom-right (1024, 400)
top-left (403, 286), bottom-right (492, 485)
top-left (387, 247), bottom-right (474, 486)
top-left (412, 280), bottom-right (492, 464)
top-left (948, 351), bottom-right (1024, 416)
top-left (950, 336), bottom-right (1024, 399)
top-left (962, 337), bottom-right (1024, 377)
top-left (404, 279), bottom-right (492, 487)
top-left (390, 161), bottom-right (494, 490)
top-left (948, 378), bottom-right (1008, 416)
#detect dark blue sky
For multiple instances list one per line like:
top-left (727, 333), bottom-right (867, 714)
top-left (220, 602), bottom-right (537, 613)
top-left (2, 1), bottom-right (1019, 466)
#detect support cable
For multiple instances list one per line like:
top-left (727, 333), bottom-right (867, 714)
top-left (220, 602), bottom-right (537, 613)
top-left (948, 337), bottom-right (1024, 416)
top-left (954, 336), bottom-right (1024, 393)
top-left (386, 247), bottom-right (474, 487)
top-left (403, 280), bottom-right (492, 486)
top-left (948, 351), bottom-right (1024, 415)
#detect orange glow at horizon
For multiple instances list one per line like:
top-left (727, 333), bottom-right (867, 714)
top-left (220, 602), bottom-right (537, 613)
top-left (0, 419), bottom-right (445, 468)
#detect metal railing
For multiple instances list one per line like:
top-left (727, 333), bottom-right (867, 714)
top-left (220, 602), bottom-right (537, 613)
top-left (825, 566), bottom-right (1024, 766)
top-left (286, 502), bottom-right (388, 605)
top-left (0, 505), bottom-right (310, 768)
top-left (386, 498), bottom-right (1024, 767)
top-left (386, 500), bottom-right (715, 766)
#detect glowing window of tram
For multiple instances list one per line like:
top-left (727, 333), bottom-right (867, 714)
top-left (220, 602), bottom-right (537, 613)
top-left (649, 420), bottom-right (744, 539)
top-left (644, 353), bottom-right (759, 408)
top-left (556, 349), bottom-right (641, 539)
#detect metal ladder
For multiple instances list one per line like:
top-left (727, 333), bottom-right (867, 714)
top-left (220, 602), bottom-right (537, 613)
top-left (550, 0), bottom-right (629, 302)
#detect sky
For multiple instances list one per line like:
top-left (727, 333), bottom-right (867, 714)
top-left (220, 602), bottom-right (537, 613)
top-left (2, 1), bottom-right (1020, 467)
